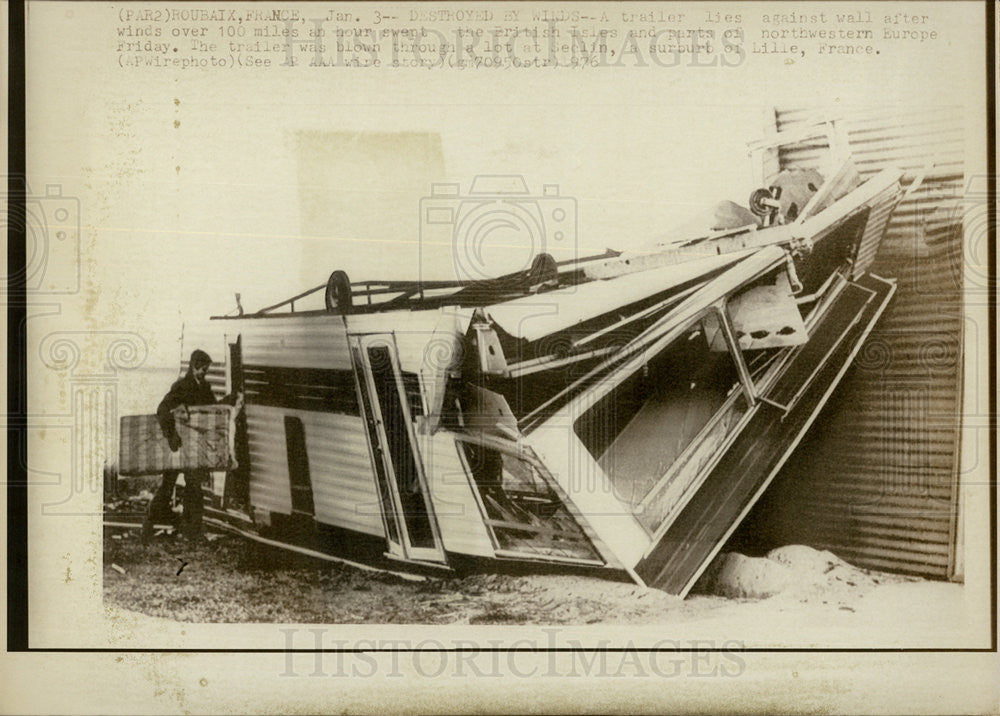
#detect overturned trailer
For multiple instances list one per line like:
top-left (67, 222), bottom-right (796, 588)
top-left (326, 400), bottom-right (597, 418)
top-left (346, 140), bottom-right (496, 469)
top-left (178, 124), bottom-right (910, 596)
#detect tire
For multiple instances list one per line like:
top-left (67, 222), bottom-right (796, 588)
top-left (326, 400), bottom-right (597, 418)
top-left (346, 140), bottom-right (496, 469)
top-left (324, 270), bottom-right (352, 312)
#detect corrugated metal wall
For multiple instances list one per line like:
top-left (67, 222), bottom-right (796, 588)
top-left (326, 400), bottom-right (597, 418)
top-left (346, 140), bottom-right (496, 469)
top-left (737, 106), bottom-right (964, 579)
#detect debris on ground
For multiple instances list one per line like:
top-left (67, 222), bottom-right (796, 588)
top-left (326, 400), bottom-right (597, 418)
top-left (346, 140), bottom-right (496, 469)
top-left (104, 515), bottom-right (923, 626)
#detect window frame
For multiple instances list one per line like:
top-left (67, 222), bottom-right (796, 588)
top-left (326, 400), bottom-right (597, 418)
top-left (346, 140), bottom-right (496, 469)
top-left (452, 431), bottom-right (607, 566)
top-left (566, 301), bottom-right (762, 536)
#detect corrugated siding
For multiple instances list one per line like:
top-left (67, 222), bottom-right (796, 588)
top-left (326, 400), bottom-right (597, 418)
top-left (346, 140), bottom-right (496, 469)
top-left (239, 315), bottom-right (352, 370)
top-left (246, 404), bottom-right (384, 537)
top-left (748, 106), bottom-right (963, 579)
top-left (230, 316), bottom-right (385, 537)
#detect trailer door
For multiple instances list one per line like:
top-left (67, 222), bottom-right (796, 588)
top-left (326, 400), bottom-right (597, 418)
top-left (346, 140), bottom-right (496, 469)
top-left (350, 334), bottom-right (445, 564)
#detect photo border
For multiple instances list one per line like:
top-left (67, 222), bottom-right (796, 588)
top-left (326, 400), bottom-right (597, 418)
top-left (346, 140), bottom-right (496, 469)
top-left (4, 0), bottom-right (997, 658)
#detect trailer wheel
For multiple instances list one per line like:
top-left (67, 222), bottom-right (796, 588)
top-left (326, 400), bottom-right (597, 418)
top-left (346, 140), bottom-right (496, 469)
top-left (525, 253), bottom-right (558, 291)
top-left (748, 188), bottom-right (775, 217)
top-left (325, 270), bottom-right (352, 312)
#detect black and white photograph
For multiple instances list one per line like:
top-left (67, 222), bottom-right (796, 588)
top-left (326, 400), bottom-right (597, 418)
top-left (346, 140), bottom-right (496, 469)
top-left (5, 1), bottom-right (997, 713)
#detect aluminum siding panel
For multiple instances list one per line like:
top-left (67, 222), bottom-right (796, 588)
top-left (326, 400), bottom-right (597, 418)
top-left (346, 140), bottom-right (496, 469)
top-left (227, 314), bottom-right (387, 535)
top-left (245, 404), bottom-right (385, 537)
top-left (238, 315), bottom-right (352, 370)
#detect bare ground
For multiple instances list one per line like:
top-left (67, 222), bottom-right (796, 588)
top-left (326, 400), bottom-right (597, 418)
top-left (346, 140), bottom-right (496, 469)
top-left (103, 520), bottom-right (927, 628)
top-left (103, 527), bottom-right (708, 624)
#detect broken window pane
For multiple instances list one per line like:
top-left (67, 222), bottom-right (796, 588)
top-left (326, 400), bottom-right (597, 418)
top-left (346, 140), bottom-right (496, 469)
top-left (459, 441), bottom-right (600, 562)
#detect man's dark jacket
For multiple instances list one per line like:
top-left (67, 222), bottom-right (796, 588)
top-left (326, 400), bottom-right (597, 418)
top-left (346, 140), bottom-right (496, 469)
top-left (156, 372), bottom-right (223, 440)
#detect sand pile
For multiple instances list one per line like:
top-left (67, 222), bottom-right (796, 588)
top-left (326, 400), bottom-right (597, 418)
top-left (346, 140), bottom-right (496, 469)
top-left (695, 545), bottom-right (885, 600)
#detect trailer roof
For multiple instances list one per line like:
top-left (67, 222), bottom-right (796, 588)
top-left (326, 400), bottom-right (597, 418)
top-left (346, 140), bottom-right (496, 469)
top-left (484, 250), bottom-right (752, 342)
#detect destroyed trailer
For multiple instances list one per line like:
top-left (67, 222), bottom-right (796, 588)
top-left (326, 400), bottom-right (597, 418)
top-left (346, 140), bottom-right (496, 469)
top-left (119, 123), bottom-right (911, 596)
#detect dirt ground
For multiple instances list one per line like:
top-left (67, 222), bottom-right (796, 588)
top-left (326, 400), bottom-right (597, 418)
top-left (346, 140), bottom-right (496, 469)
top-left (104, 527), bottom-right (697, 624)
top-left (102, 479), bottom-right (985, 647)
top-left (103, 519), bottom-right (929, 628)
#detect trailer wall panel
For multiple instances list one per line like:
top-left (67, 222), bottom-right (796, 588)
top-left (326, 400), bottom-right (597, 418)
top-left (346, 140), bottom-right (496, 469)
top-left (246, 405), bottom-right (385, 537)
top-left (421, 433), bottom-right (496, 558)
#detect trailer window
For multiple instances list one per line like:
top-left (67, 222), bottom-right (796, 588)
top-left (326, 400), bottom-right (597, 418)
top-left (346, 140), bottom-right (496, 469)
top-left (460, 442), bottom-right (600, 563)
top-left (573, 321), bottom-right (748, 516)
top-left (368, 344), bottom-right (435, 549)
